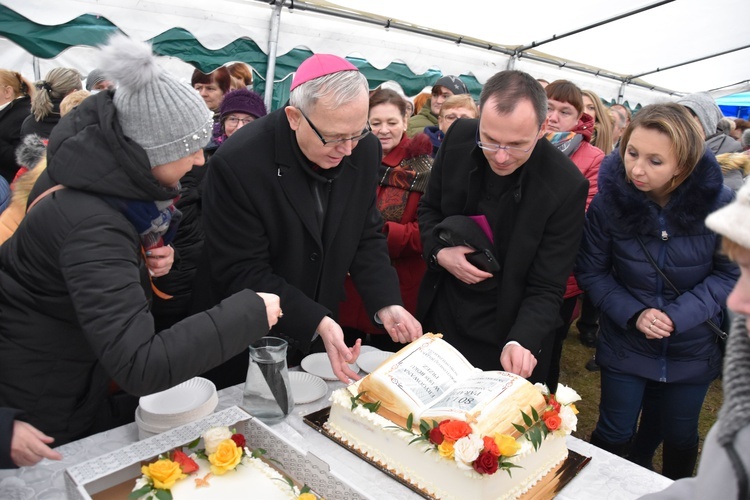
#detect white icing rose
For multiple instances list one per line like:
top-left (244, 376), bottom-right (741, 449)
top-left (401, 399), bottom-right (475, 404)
top-left (534, 383), bottom-right (550, 396)
top-left (453, 434), bottom-right (484, 470)
top-left (558, 405), bottom-right (578, 433)
top-left (555, 385), bottom-right (581, 405)
top-left (202, 426), bottom-right (233, 454)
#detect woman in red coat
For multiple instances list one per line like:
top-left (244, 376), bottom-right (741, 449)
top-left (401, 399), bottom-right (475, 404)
top-left (543, 80), bottom-right (605, 391)
top-left (340, 89), bottom-right (432, 350)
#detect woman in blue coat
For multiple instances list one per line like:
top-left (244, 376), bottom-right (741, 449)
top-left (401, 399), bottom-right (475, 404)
top-left (576, 103), bottom-right (738, 479)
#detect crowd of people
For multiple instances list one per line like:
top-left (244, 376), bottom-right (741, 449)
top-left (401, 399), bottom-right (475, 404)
top-left (1, 34), bottom-right (749, 498)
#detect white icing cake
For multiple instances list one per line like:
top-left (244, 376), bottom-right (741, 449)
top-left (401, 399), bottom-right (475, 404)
top-left (133, 453), bottom-right (298, 500)
top-left (325, 334), bottom-right (577, 500)
top-left (327, 390), bottom-right (568, 500)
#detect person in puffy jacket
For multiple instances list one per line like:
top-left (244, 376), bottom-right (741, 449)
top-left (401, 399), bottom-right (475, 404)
top-left (0, 35), bottom-right (281, 446)
top-left (575, 103), bottom-right (738, 479)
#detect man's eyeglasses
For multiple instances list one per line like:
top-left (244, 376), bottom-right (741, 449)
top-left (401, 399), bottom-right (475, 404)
top-left (298, 108), bottom-right (371, 146)
top-left (225, 116), bottom-right (254, 126)
top-left (475, 127), bottom-right (540, 156)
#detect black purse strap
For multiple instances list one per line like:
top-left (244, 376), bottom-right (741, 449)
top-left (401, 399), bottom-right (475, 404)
top-left (635, 235), bottom-right (728, 341)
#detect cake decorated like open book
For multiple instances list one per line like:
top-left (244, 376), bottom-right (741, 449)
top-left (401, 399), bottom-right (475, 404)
top-left (325, 333), bottom-right (581, 500)
top-left (130, 426), bottom-right (317, 500)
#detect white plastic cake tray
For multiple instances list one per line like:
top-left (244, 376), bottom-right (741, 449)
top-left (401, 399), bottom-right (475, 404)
top-left (64, 406), bottom-right (368, 500)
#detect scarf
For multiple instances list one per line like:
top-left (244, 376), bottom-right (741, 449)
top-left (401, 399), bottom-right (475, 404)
top-left (717, 315), bottom-right (750, 446)
top-left (545, 131), bottom-right (583, 158)
top-left (105, 197), bottom-right (182, 250)
top-left (377, 135), bottom-right (432, 222)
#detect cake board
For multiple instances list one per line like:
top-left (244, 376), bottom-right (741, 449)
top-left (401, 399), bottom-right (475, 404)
top-left (303, 406), bottom-right (591, 500)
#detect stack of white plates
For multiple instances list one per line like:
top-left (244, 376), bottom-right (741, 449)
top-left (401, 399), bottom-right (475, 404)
top-left (135, 377), bottom-right (218, 440)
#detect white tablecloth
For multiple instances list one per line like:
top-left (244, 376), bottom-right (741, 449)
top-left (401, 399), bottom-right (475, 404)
top-left (0, 379), bottom-right (672, 499)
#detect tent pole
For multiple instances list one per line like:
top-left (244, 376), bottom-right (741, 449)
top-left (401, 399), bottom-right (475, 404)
top-left (264, 0), bottom-right (285, 112)
top-left (32, 56), bottom-right (41, 81)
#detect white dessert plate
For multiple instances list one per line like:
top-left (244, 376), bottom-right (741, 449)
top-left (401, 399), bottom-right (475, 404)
top-left (289, 371), bottom-right (327, 404)
top-left (358, 345), bottom-right (380, 354)
top-left (357, 350), bottom-right (394, 373)
top-left (300, 352), bottom-right (360, 381)
top-left (139, 377), bottom-right (217, 417)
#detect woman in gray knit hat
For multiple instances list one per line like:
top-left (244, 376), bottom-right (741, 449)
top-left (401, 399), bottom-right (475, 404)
top-left (0, 34), bottom-right (281, 449)
top-left (640, 181), bottom-right (750, 499)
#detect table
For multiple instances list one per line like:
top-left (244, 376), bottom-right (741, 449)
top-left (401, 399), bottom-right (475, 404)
top-left (0, 379), bottom-right (672, 499)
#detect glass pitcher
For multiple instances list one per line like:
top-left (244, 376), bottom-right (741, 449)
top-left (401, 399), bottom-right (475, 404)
top-left (241, 336), bottom-right (294, 423)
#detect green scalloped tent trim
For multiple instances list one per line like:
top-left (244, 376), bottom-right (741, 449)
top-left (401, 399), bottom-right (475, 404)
top-left (0, 4), bottom-right (482, 110)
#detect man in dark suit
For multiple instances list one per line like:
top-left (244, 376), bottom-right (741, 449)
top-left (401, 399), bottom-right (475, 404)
top-left (418, 70), bottom-right (588, 383)
top-left (202, 54), bottom-right (422, 384)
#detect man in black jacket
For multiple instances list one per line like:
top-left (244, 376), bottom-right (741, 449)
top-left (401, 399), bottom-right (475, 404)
top-left (418, 70), bottom-right (588, 383)
top-left (202, 55), bottom-right (422, 384)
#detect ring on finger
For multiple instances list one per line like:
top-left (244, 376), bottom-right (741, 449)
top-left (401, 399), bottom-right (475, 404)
top-left (651, 317), bottom-right (657, 325)
top-left (649, 324), bottom-right (654, 331)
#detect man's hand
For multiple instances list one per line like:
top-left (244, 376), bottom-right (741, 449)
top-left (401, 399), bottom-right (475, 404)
top-left (10, 420), bottom-right (62, 467)
top-left (316, 316), bottom-right (362, 384)
top-left (376, 305), bottom-right (423, 343)
top-left (500, 343), bottom-right (537, 378)
top-left (435, 246), bottom-right (494, 285)
top-left (146, 245), bottom-right (175, 278)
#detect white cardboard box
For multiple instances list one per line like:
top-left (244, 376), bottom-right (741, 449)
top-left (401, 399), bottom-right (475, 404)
top-left (64, 406), bottom-right (368, 499)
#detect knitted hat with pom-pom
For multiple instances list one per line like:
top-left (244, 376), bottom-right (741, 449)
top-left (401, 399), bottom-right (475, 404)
top-left (97, 34), bottom-right (213, 168)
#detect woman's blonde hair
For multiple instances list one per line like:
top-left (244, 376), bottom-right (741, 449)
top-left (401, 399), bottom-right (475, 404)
top-left (620, 103), bottom-right (705, 195)
top-left (31, 67), bottom-right (82, 121)
top-left (60, 90), bottom-right (91, 117)
top-left (582, 89), bottom-right (613, 154)
top-left (0, 69), bottom-right (34, 99)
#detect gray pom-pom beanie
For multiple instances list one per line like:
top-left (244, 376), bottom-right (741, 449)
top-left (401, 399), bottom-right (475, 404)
top-left (97, 34), bottom-right (213, 168)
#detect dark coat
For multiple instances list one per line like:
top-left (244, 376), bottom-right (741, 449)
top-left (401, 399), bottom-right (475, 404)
top-left (151, 163), bottom-right (208, 330)
top-left (0, 95), bottom-right (31, 183)
top-left (417, 118), bottom-right (589, 360)
top-left (575, 150), bottom-right (738, 383)
top-left (20, 99), bottom-right (62, 140)
top-left (202, 108), bottom-right (402, 357)
top-left (0, 91), bottom-right (269, 445)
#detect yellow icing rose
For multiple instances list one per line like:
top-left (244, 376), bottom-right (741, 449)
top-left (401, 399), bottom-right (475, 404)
top-left (438, 439), bottom-right (455, 459)
top-left (298, 493), bottom-right (317, 500)
top-left (493, 434), bottom-right (521, 457)
top-left (141, 459), bottom-right (187, 489)
top-left (208, 439), bottom-right (243, 475)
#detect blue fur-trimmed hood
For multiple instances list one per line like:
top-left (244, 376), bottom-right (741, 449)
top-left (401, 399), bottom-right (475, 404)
top-left (597, 148), bottom-right (726, 235)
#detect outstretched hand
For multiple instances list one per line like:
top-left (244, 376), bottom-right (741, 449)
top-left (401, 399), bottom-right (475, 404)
top-left (316, 316), bottom-right (362, 384)
top-left (11, 420), bottom-right (62, 467)
top-left (500, 343), bottom-right (537, 378)
top-left (376, 305), bottom-right (423, 343)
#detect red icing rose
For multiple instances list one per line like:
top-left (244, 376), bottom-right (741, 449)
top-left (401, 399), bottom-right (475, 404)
top-left (429, 427), bottom-right (444, 445)
top-left (439, 420), bottom-right (472, 441)
top-left (547, 394), bottom-right (561, 412)
top-left (172, 450), bottom-right (199, 474)
top-left (544, 412), bottom-right (562, 431)
top-left (483, 436), bottom-right (500, 457)
top-left (473, 451), bottom-right (499, 475)
top-left (230, 433), bottom-right (246, 449)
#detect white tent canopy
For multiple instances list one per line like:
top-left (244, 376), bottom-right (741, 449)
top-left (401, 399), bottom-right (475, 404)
top-left (2, 0), bottom-right (749, 107)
